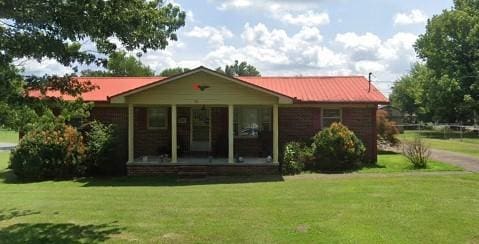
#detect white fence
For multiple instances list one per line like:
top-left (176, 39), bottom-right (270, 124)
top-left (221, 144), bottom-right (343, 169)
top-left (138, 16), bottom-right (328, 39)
top-left (396, 123), bottom-right (479, 140)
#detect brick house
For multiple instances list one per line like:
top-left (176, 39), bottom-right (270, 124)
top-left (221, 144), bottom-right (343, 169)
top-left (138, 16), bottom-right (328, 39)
top-left (40, 66), bottom-right (388, 176)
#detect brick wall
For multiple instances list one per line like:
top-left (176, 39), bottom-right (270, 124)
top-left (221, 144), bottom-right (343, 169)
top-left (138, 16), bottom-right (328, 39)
top-left (133, 107), bottom-right (171, 158)
top-left (92, 105), bottom-right (378, 172)
top-left (278, 107), bottom-right (322, 151)
top-left (127, 164), bottom-right (279, 176)
top-left (177, 107), bottom-right (190, 155)
top-left (278, 106), bottom-right (377, 162)
top-left (342, 107), bottom-right (377, 162)
top-left (211, 107), bottom-right (228, 157)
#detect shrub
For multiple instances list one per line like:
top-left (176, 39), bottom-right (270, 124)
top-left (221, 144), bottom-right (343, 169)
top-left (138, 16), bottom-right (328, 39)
top-left (377, 110), bottom-right (400, 145)
top-left (312, 123), bottom-right (366, 171)
top-left (402, 136), bottom-right (431, 169)
top-left (83, 121), bottom-right (117, 176)
top-left (282, 142), bottom-right (313, 175)
top-left (9, 123), bottom-right (86, 180)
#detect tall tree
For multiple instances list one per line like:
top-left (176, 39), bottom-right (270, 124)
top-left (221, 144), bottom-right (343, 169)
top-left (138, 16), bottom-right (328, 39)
top-left (390, 63), bottom-right (429, 121)
top-left (216, 60), bottom-right (260, 77)
top-left (159, 67), bottom-right (190, 77)
top-left (0, 0), bottom-right (185, 130)
top-left (415, 0), bottom-right (479, 123)
top-left (81, 51), bottom-right (155, 77)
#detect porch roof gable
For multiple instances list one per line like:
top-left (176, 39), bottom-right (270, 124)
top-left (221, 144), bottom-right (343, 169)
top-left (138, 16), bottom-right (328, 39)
top-left (109, 66), bottom-right (294, 104)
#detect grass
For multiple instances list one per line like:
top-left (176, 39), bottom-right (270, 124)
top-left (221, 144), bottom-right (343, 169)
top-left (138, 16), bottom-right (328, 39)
top-left (1, 152), bottom-right (478, 243)
top-left (360, 153), bottom-right (463, 173)
top-left (397, 130), bottom-right (479, 158)
top-left (0, 130), bottom-right (18, 144)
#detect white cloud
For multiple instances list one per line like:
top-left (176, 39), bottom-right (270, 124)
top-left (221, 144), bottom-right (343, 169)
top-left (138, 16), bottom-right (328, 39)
top-left (204, 22), bottom-right (344, 71)
top-left (19, 59), bottom-right (74, 76)
top-left (218, 0), bottom-right (252, 9)
top-left (354, 60), bottom-right (387, 74)
top-left (394, 9), bottom-right (427, 25)
top-left (335, 32), bottom-right (382, 51)
top-left (185, 26), bottom-right (233, 46)
top-left (214, 0), bottom-right (321, 11)
top-left (213, 0), bottom-right (330, 27)
top-left (279, 11), bottom-right (330, 26)
top-left (378, 32), bottom-right (418, 61)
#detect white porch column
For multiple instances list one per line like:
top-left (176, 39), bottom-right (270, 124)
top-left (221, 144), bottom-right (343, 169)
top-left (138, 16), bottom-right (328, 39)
top-left (273, 104), bottom-right (279, 163)
top-left (171, 104), bottom-right (178, 163)
top-left (128, 103), bottom-right (134, 163)
top-left (228, 104), bottom-right (234, 163)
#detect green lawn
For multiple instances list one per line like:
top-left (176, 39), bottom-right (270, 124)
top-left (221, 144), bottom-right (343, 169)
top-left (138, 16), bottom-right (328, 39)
top-left (1, 152), bottom-right (478, 243)
top-left (397, 130), bottom-right (479, 158)
top-left (0, 130), bottom-right (18, 144)
top-left (360, 153), bottom-right (463, 173)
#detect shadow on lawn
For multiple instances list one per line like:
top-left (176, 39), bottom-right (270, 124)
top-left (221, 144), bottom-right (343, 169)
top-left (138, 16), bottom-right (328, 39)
top-left (0, 167), bottom-right (17, 184)
top-left (0, 222), bottom-right (123, 243)
top-left (0, 208), bottom-right (40, 221)
top-left (78, 175), bottom-right (285, 187)
top-left (0, 209), bottom-right (124, 243)
top-left (1, 166), bottom-right (284, 186)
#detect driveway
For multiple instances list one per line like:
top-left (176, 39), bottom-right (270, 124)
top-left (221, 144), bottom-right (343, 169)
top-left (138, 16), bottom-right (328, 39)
top-left (429, 149), bottom-right (479, 172)
top-left (0, 143), bottom-right (16, 152)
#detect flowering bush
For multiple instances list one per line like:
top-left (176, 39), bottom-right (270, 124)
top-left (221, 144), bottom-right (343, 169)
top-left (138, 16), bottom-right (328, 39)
top-left (282, 142), bottom-right (313, 175)
top-left (312, 122), bottom-right (366, 171)
top-left (9, 123), bottom-right (86, 180)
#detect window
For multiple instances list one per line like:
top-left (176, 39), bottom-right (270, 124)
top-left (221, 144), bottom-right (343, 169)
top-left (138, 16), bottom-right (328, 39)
top-left (147, 107), bottom-right (168, 130)
top-left (234, 107), bottom-right (271, 138)
top-left (322, 108), bottom-right (341, 128)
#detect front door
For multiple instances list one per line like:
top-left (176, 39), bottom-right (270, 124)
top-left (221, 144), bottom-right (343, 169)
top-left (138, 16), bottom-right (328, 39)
top-left (191, 107), bottom-right (211, 151)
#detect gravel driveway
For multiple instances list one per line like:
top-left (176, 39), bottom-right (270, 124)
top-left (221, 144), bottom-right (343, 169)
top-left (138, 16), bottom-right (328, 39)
top-left (429, 149), bottom-right (479, 172)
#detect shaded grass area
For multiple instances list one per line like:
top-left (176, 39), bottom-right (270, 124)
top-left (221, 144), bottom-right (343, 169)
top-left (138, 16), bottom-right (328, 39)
top-left (360, 153), bottom-right (463, 173)
top-left (1, 152), bottom-right (478, 243)
top-left (0, 130), bottom-right (18, 144)
top-left (397, 130), bottom-right (479, 158)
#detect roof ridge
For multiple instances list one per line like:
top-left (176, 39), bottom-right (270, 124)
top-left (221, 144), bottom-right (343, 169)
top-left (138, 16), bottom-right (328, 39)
top-left (78, 76), bottom-right (166, 79)
top-left (239, 75), bottom-right (366, 79)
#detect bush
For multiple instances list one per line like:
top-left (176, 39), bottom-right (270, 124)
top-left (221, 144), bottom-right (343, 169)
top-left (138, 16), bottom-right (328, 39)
top-left (312, 123), bottom-right (366, 171)
top-left (83, 121), bottom-right (117, 176)
top-left (282, 142), bottom-right (313, 175)
top-left (9, 124), bottom-right (86, 180)
top-left (377, 110), bottom-right (400, 145)
top-left (402, 136), bottom-right (431, 169)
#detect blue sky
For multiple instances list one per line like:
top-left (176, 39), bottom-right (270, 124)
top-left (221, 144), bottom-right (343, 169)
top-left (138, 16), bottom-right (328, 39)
top-left (22, 0), bottom-right (454, 95)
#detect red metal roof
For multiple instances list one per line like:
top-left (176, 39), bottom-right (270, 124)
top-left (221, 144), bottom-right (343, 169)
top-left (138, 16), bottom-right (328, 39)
top-left (238, 76), bottom-right (388, 103)
top-left (29, 77), bottom-right (165, 102)
top-left (30, 71), bottom-right (388, 104)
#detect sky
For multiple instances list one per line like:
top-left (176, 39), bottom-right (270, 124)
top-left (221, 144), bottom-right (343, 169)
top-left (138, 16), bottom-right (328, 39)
top-left (20, 0), bottom-right (454, 96)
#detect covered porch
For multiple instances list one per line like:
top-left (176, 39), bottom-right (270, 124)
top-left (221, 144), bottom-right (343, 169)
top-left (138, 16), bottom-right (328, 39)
top-left (126, 104), bottom-right (280, 165)
top-left (106, 67), bottom-right (294, 175)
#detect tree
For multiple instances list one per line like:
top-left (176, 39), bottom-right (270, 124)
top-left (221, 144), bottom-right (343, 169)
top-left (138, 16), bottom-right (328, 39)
top-left (390, 63), bottom-right (430, 122)
top-left (415, 0), bottom-right (479, 123)
top-left (216, 60), bottom-right (260, 77)
top-left (391, 63), bottom-right (466, 123)
top-left (159, 67), bottom-right (191, 77)
top-left (0, 0), bottom-right (186, 130)
top-left (81, 51), bottom-right (155, 77)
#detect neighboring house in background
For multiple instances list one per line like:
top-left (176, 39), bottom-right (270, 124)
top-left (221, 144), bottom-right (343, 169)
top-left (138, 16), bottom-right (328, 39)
top-left (379, 105), bottom-right (403, 124)
top-left (33, 66), bottom-right (388, 176)
top-left (379, 105), bottom-right (404, 132)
